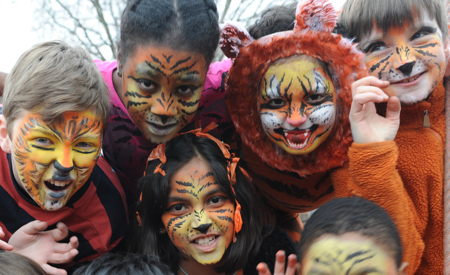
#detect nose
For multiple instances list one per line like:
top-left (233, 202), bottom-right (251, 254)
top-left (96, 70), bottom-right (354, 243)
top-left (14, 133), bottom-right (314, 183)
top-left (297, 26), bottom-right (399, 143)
top-left (193, 223), bottom-right (212, 234)
top-left (151, 92), bottom-right (177, 118)
top-left (53, 161), bottom-right (74, 180)
top-left (286, 108), bottom-right (307, 128)
top-left (158, 115), bottom-right (171, 124)
top-left (397, 61), bottom-right (416, 76)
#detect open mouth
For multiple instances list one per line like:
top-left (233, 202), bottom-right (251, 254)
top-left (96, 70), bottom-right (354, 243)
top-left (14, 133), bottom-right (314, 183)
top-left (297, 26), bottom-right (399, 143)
top-left (190, 234), bottom-right (220, 252)
top-left (44, 180), bottom-right (72, 192)
top-left (275, 125), bottom-right (318, 150)
top-left (390, 71), bottom-right (425, 85)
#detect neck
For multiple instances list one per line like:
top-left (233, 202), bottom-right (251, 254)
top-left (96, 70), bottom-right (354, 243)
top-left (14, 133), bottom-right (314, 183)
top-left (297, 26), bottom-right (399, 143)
top-left (179, 259), bottom-right (224, 275)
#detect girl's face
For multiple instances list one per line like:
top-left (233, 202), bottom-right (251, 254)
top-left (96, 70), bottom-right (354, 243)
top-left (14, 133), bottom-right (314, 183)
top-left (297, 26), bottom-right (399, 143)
top-left (121, 45), bottom-right (207, 143)
top-left (161, 156), bottom-right (235, 265)
top-left (301, 232), bottom-right (402, 275)
top-left (258, 55), bottom-right (337, 155)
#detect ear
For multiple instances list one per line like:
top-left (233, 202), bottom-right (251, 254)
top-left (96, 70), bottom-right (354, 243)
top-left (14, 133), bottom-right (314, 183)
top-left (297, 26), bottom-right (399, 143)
top-left (294, 0), bottom-right (337, 33)
top-left (219, 22), bottom-right (254, 59)
top-left (0, 115), bottom-right (11, 153)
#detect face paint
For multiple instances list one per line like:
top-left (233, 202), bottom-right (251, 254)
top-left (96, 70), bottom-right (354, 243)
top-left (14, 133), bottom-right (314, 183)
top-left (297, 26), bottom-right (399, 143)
top-left (161, 156), bottom-right (235, 265)
top-left (258, 55), bottom-right (336, 155)
top-left (121, 46), bottom-right (207, 143)
top-left (10, 111), bottom-right (102, 211)
top-left (301, 233), bottom-right (400, 275)
top-left (360, 13), bottom-right (446, 103)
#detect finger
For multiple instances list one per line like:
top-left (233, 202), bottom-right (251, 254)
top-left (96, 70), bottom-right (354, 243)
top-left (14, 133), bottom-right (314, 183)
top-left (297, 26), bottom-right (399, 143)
top-left (48, 249), bottom-right (78, 264)
top-left (0, 240), bottom-right (13, 251)
top-left (352, 76), bottom-right (389, 92)
top-left (274, 250), bottom-right (286, 274)
top-left (20, 220), bottom-right (48, 236)
top-left (256, 262), bottom-right (271, 275)
top-left (52, 242), bottom-right (75, 253)
top-left (41, 263), bottom-right (67, 275)
top-left (385, 96), bottom-right (401, 121)
top-left (285, 254), bottom-right (297, 275)
top-left (350, 93), bottom-right (385, 115)
top-left (50, 222), bottom-right (69, 241)
top-left (353, 85), bottom-right (389, 99)
top-left (69, 236), bottom-right (79, 249)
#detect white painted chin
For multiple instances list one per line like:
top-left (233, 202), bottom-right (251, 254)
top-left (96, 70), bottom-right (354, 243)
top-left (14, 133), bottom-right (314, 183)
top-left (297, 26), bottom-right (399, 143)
top-left (391, 74), bottom-right (434, 104)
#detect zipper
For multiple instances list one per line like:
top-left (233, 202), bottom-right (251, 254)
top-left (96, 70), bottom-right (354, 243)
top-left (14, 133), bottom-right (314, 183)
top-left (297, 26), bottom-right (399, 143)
top-left (423, 109), bottom-right (430, 128)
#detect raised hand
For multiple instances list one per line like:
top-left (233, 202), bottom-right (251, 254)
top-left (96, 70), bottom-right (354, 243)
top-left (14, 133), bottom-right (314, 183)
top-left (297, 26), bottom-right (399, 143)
top-left (349, 76), bottom-right (401, 144)
top-left (9, 220), bottom-right (79, 275)
top-left (257, 250), bottom-right (299, 275)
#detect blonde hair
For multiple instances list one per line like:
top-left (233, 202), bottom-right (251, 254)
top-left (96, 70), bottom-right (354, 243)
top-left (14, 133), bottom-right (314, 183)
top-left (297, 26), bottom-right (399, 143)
top-left (339, 0), bottom-right (447, 41)
top-left (3, 41), bottom-right (110, 132)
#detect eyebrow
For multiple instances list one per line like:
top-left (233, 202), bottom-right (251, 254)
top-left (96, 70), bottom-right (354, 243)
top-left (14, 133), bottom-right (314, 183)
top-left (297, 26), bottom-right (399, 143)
top-left (201, 187), bottom-right (226, 198)
top-left (176, 73), bottom-right (201, 83)
top-left (167, 196), bottom-right (189, 203)
top-left (136, 62), bottom-right (165, 77)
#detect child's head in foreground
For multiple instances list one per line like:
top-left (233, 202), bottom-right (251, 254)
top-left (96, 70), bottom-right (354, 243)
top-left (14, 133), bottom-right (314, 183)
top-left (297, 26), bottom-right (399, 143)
top-left (338, 0), bottom-right (448, 104)
top-left (298, 197), bottom-right (405, 275)
top-left (0, 251), bottom-right (46, 275)
top-left (134, 132), bottom-right (262, 274)
top-left (116, 0), bottom-right (220, 144)
top-left (73, 252), bottom-right (174, 275)
top-left (0, 40), bottom-right (109, 211)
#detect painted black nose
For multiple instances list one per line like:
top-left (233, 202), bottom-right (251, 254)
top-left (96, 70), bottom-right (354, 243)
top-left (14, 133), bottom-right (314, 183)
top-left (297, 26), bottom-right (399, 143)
top-left (398, 61), bottom-right (415, 76)
top-left (53, 161), bottom-right (74, 180)
top-left (158, 115), bottom-right (170, 124)
top-left (194, 223), bottom-right (212, 234)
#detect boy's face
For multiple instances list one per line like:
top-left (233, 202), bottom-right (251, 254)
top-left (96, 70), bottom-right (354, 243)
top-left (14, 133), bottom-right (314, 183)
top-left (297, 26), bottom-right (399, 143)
top-left (258, 55), bottom-right (337, 155)
top-left (7, 110), bottom-right (103, 211)
top-left (121, 46), bottom-right (207, 144)
top-left (359, 13), bottom-right (447, 104)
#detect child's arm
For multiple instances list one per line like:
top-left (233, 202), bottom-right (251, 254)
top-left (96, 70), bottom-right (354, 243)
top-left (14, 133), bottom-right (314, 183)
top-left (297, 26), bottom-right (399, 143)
top-left (256, 250), bottom-right (298, 275)
top-left (334, 76), bottom-right (423, 274)
top-left (8, 220), bottom-right (79, 275)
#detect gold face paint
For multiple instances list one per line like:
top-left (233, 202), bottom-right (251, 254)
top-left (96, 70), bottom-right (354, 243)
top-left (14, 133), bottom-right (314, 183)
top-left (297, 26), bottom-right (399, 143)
top-left (258, 55), bottom-right (336, 155)
top-left (161, 156), bottom-right (235, 265)
top-left (121, 46), bottom-right (207, 143)
top-left (302, 233), bottom-right (400, 275)
top-left (360, 13), bottom-right (446, 103)
top-left (10, 111), bottom-right (102, 211)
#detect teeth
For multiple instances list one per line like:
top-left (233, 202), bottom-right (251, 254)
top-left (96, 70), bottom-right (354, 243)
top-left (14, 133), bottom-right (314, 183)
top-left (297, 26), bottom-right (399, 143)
top-left (286, 138), bottom-right (308, 149)
top-left (195, 236), bottom-right (216, 245)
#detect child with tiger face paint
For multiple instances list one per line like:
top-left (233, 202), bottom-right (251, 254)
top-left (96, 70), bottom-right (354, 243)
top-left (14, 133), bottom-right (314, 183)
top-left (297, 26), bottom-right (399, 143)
top-left (132, 132), bottom-right (296, 275)
top-left (335, 0), bottom-right (448, 273)
top-left (95, 0), bottom-right (227, 203)
top-left (0, 41), bottom-right (128, 266)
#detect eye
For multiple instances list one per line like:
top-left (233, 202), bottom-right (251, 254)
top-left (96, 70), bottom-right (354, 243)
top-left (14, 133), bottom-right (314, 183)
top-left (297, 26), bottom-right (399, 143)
top-left (305, 94), bottom-right (327, 104)
top-left (167, 203), bottom-right (188, 214)
top-left (136, 78), bottom-right (157, 92)
top-left (207, 195), bottom-right (227, 207)
top-left (410, 26), bottom-right (436, 40)
top-left (33, 137), bottom-right (53, 146)
top-left (363, 41), bottom-right (387, 53)
top-left (176, 85), bottom-right (198, 97)
top-left (267, 98), bottom-right (286, 108)
top-left (75, 141), bottom-right (95, 149)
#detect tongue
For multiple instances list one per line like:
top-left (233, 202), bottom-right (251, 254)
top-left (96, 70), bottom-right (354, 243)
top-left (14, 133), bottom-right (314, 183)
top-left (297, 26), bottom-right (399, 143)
top-left (286, 130), bottom-right (309, 143)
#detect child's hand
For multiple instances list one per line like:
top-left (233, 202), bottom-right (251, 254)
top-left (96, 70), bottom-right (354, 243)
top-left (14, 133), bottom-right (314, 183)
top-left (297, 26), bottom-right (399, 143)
top-left (256, 250), bottom-right (299, 275)
top-left (9, 220), bottom-right (79, 275)
top-left (349, 76), bottom-right (401, 144)
top-left (0, 226), bottom-right (13, 251)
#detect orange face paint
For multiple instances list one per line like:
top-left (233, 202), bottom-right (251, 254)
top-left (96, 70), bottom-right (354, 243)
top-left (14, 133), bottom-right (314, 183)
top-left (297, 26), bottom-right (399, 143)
top-left (10, 110), bottom-right (102, 210)
top-left (161, 156), bottom-right (235, 265)
top-left (361, 13), bottom-right (446, 103)
top-left (121, 46), bottom-right (207, 143)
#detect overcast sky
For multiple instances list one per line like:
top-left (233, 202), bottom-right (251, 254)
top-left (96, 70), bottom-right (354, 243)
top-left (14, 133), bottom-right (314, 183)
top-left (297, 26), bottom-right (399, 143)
top-left (0, 0), bottom-right (346, 73)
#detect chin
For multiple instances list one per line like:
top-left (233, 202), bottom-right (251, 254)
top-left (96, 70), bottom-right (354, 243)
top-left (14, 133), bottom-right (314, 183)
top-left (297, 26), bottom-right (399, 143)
top-left (147, 132), bottom-right (177, 144)
top-left (393, 75), bottom-right (436, 104)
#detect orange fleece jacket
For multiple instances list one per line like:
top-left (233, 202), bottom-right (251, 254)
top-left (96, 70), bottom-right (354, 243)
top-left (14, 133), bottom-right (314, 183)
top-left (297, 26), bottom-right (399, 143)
top-left (333, 83), bottom-right (445, 275)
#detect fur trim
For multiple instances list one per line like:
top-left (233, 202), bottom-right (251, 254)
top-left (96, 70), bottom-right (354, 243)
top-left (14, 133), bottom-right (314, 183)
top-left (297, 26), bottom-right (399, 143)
top-left (220, 22), bottom-right (254, 59)
top-left (294, 0), bottom-right (336, 33)
top-left (225, 1), bottom-right (366, 177)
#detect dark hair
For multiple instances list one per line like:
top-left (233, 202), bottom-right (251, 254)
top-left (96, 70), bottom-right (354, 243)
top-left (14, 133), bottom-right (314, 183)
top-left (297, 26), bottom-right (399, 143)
top-left (0, 251), bottom-right (46, 275)
top-left (131, 133), bottom-right (263, 274)
top-left (72, 252), bottom-right (173, 275)
top-left (248, 2), bottom-right (297, 39)
top-left (119, 0), bottom-right (219, 65)
top-left (298, 197), bottom-right (403, 267)
top-left (338, 0), bottom-right (447, 41)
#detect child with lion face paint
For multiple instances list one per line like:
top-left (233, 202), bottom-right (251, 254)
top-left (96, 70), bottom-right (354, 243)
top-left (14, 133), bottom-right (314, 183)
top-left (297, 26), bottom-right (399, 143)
top-left (221, 0), bottom-right (366, 240)
top-left (132, 132), bottom-right (296, 275)
top-left (0, 41), bottom-right (128, 266)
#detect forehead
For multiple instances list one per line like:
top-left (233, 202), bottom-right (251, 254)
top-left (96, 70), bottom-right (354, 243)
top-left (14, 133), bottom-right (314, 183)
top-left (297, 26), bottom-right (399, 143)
top-left (265, 55), bottom-right (325, 76)
top-left (125, 44), bottom-right (207, 68)
top-left (361, 11), bottom-right (442, 42)
top-left (170, 156), bottom-right (215, 187)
